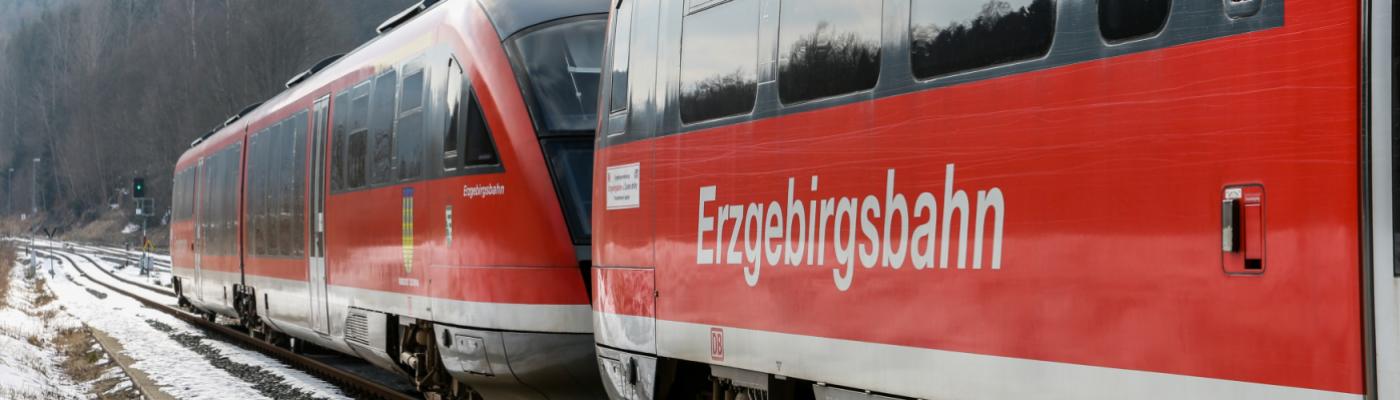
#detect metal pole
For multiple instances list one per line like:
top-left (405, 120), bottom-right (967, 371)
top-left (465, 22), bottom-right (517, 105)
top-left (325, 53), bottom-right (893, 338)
top-left (6, 168), bottom-right (12, 215)
top-left (30, 158), bottom-right (39, 214)
top-left (141, 213), bottom-right (148, 275)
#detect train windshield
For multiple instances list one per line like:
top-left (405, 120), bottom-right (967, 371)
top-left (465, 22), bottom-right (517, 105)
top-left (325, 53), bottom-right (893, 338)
top-left (509, 17), bottom-right (606, 135)
top-left (508, 16), bottom-right (606, 247)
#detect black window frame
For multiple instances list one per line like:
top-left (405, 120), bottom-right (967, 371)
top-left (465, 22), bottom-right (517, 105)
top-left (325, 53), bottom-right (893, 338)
top-left (330, 90), bottom-right (351, 191)
top-left (336, 79), bottom-right (373, 192)
top-left (243, 112), bottom-right (308, 258)
top-left (1097, 0), bottom-right (1172, 42)
top-left (909, 0), bottom-right (1058, 80)
top-left (443, 57), bottom-right (465, 172)
top-left (677, 0), bottom-right (762, 124)
top-left (368, 69), bottom-right (399, 186)
top-left (396, 58), bottom-right (428, 182)
top-left (461, 88), bottom-right (502, 170)
top-left (440, 55), bottom-right (505, 177)
top-left (775, 0), bottom-right (884, 105)
top-left (607, 0), bottom-right (635, 113)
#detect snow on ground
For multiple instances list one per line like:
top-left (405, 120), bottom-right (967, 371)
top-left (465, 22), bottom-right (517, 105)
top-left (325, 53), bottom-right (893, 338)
top-left (14, 240), bottom-right (353, 400)
top-left (0, 255), bottom-right (89, 400)
top-left (73, 250), bottom-right (174, 297)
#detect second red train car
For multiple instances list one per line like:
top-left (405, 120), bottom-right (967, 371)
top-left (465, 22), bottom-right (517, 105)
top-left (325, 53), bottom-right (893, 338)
top-left (591, 0), bottom-right (1400, 399)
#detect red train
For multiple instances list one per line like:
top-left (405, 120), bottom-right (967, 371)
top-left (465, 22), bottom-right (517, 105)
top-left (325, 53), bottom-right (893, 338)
top-left (591, 0), bottom-right (1400, 399)
top-left (169, 0), bottom-right (609, 397)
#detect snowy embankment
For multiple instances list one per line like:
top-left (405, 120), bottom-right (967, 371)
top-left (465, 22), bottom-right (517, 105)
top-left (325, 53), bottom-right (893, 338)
top-left (3, 239), bottom-right (354, 400)
top-left (0, 248), bottom-right (135, 399)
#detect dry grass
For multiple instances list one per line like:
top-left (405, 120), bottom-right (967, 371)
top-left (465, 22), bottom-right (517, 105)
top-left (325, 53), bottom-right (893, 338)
top-left (31, 276), bottom-right (55, 308)
top-left (0, 386), bottom-right (72, 400)
top-left (53, 327), bottom-right (139, 399)
top-left (0, 215), bottom-right (37, 238)
top-left (0, 241), bottom-right (14, 309)
top-left (55, 329), bottom-right (104, 383)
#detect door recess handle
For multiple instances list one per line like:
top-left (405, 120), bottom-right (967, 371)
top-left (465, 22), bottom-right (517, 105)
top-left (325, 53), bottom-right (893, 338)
top-left (1222, 185), bottom-right (1265, 275)
top-left (1222, 197), bottom-right (1239, 252)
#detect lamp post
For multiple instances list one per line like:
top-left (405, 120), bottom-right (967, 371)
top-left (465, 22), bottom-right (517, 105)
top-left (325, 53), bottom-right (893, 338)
top-left (31, 158), bottom-right (39, 214)
top-left (6, 167), bottom-right (13, 215)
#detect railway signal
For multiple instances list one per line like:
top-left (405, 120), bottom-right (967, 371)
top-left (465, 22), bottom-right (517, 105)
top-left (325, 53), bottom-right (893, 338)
top-left (133, 177), bottom-right (146, 198)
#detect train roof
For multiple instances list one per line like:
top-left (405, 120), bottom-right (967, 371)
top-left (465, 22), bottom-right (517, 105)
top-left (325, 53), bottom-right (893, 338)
top-left (178, 0), bottom-right (609, 169)
top-left (478, 0), bottom-right (610, 40)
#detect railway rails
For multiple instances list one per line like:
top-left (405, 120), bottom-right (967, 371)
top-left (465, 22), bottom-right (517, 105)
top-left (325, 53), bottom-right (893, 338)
top-left (28, 243), bottom-right (420, 400)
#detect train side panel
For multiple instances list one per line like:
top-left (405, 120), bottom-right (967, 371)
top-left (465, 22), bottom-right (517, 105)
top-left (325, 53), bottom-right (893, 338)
top-left (594, 0), bottom-right (1366, 398)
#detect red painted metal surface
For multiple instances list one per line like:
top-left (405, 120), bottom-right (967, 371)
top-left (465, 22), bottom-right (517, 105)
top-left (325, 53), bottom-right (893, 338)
top-left (594, 0), bottom-right (1364, 395)
top-left (172, 0), bottom-right (589, 327)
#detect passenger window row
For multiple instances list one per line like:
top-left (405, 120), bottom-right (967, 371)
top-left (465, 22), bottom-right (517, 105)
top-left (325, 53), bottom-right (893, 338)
top-left (246, 111), bottom-right (308, 258)
top-left (172, 167), bottom-right (196, 222)
top-left (198, 144), bottom-right (242, 256)
top-left (330, 52), bottom-right (501, 194)
top-left (671, 0), bottom-right (1176, 124)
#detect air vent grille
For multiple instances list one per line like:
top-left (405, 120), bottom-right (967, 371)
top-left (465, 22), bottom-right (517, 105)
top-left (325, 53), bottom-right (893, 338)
top-left (345, 311), bottom-right (371, 346)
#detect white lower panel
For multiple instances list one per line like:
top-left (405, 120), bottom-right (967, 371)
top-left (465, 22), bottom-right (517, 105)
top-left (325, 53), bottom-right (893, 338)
top-left (657, 320), bottom-right (1361, 400)
top-left (242, 274), bottom-right (594, 336)
top-left (594, 311), bottom-right (655, 353)
top-left (188, 268), bottom-right (238, 317)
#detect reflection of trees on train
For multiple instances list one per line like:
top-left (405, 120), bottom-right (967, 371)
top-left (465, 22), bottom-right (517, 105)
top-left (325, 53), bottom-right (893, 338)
top-left (779, 22), bottom-right (881, 103)
top-left (680, 70), bottom-right (758, 123)
top-left (911, 0), bottom-right (1055, 79)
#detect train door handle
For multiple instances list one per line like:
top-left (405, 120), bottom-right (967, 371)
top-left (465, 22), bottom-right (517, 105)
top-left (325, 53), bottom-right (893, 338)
top-left (1225, 0), bottom-right (1263, 19)
top-left (1222, 185), bottom-right (1265, 274)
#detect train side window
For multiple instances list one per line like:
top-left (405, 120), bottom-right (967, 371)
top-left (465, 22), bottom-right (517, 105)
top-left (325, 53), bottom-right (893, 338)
top-left (271, 122), bottom-right (289, 256)
top-left (330, 90), bottom-right (350, 191)
top-left (220, 146), bottom-right (240, 255)
top-left (1098, 0), bottom-right (1170, 41)
top-left (212, 151), bottom-right (225, 255)
top-left (262, 130), bottom-right (275, 255)
top-left (346, 80), bottom-right (372, 189)
top-left (173, 170), bottom-right (184, 221)
top-left (910, 0), bottom-right (1056, 79)
top-left (777, 0), bottom-right (882, 104)
top-left (678, 0), bottom-right (760, 123)
top-left (369, 70), bottom-right (398, 186)
top-left (229, 145), bottom-right (242, 256)
top-left (202, 156), bottom-right (215, 254)
top-left (261, 128), bottom-right (276, 255)
top-left (608, 0), bottom-right (634, 113)
top-left (463, 90), bottom-right (500, 167)
top-left (280, 119), bottom-right (297, 256)
top-left (397, 61), bottom-right (426, 181)
top-left (209, 154), bottom-right (220, 254)
top-left (246, 132), bottom-right (261, 256)
top-left (173, 171), bottom-right (182, 220)
top-left (290, 111), bottom-right (308, 256)
top-left (443, 59), bottom-right (464, 170)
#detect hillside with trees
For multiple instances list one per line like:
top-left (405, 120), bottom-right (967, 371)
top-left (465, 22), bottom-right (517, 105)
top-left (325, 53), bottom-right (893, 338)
top-left (0, 0), bottom-right (412, 244)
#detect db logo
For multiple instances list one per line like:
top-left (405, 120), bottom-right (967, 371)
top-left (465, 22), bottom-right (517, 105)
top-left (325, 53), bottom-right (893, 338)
top-left (710, 327), bottom-right (724, 361)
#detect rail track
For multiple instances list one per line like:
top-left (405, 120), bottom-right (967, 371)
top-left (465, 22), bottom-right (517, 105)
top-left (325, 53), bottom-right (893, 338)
top-left (34, 246), bottom-right (420, 400)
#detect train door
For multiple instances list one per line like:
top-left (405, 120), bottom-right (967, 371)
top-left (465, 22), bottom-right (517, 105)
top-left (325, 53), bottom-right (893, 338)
top-left (1370, 0), bottom-right (1398, 396)
top-left (309, 96), bottom-right (331, 334)
top-left (194, 157), bottom-right (207, 304)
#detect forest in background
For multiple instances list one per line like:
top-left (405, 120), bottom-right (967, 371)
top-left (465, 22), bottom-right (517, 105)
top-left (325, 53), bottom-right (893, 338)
top-left (0, 0), bottom-right (413, 238)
